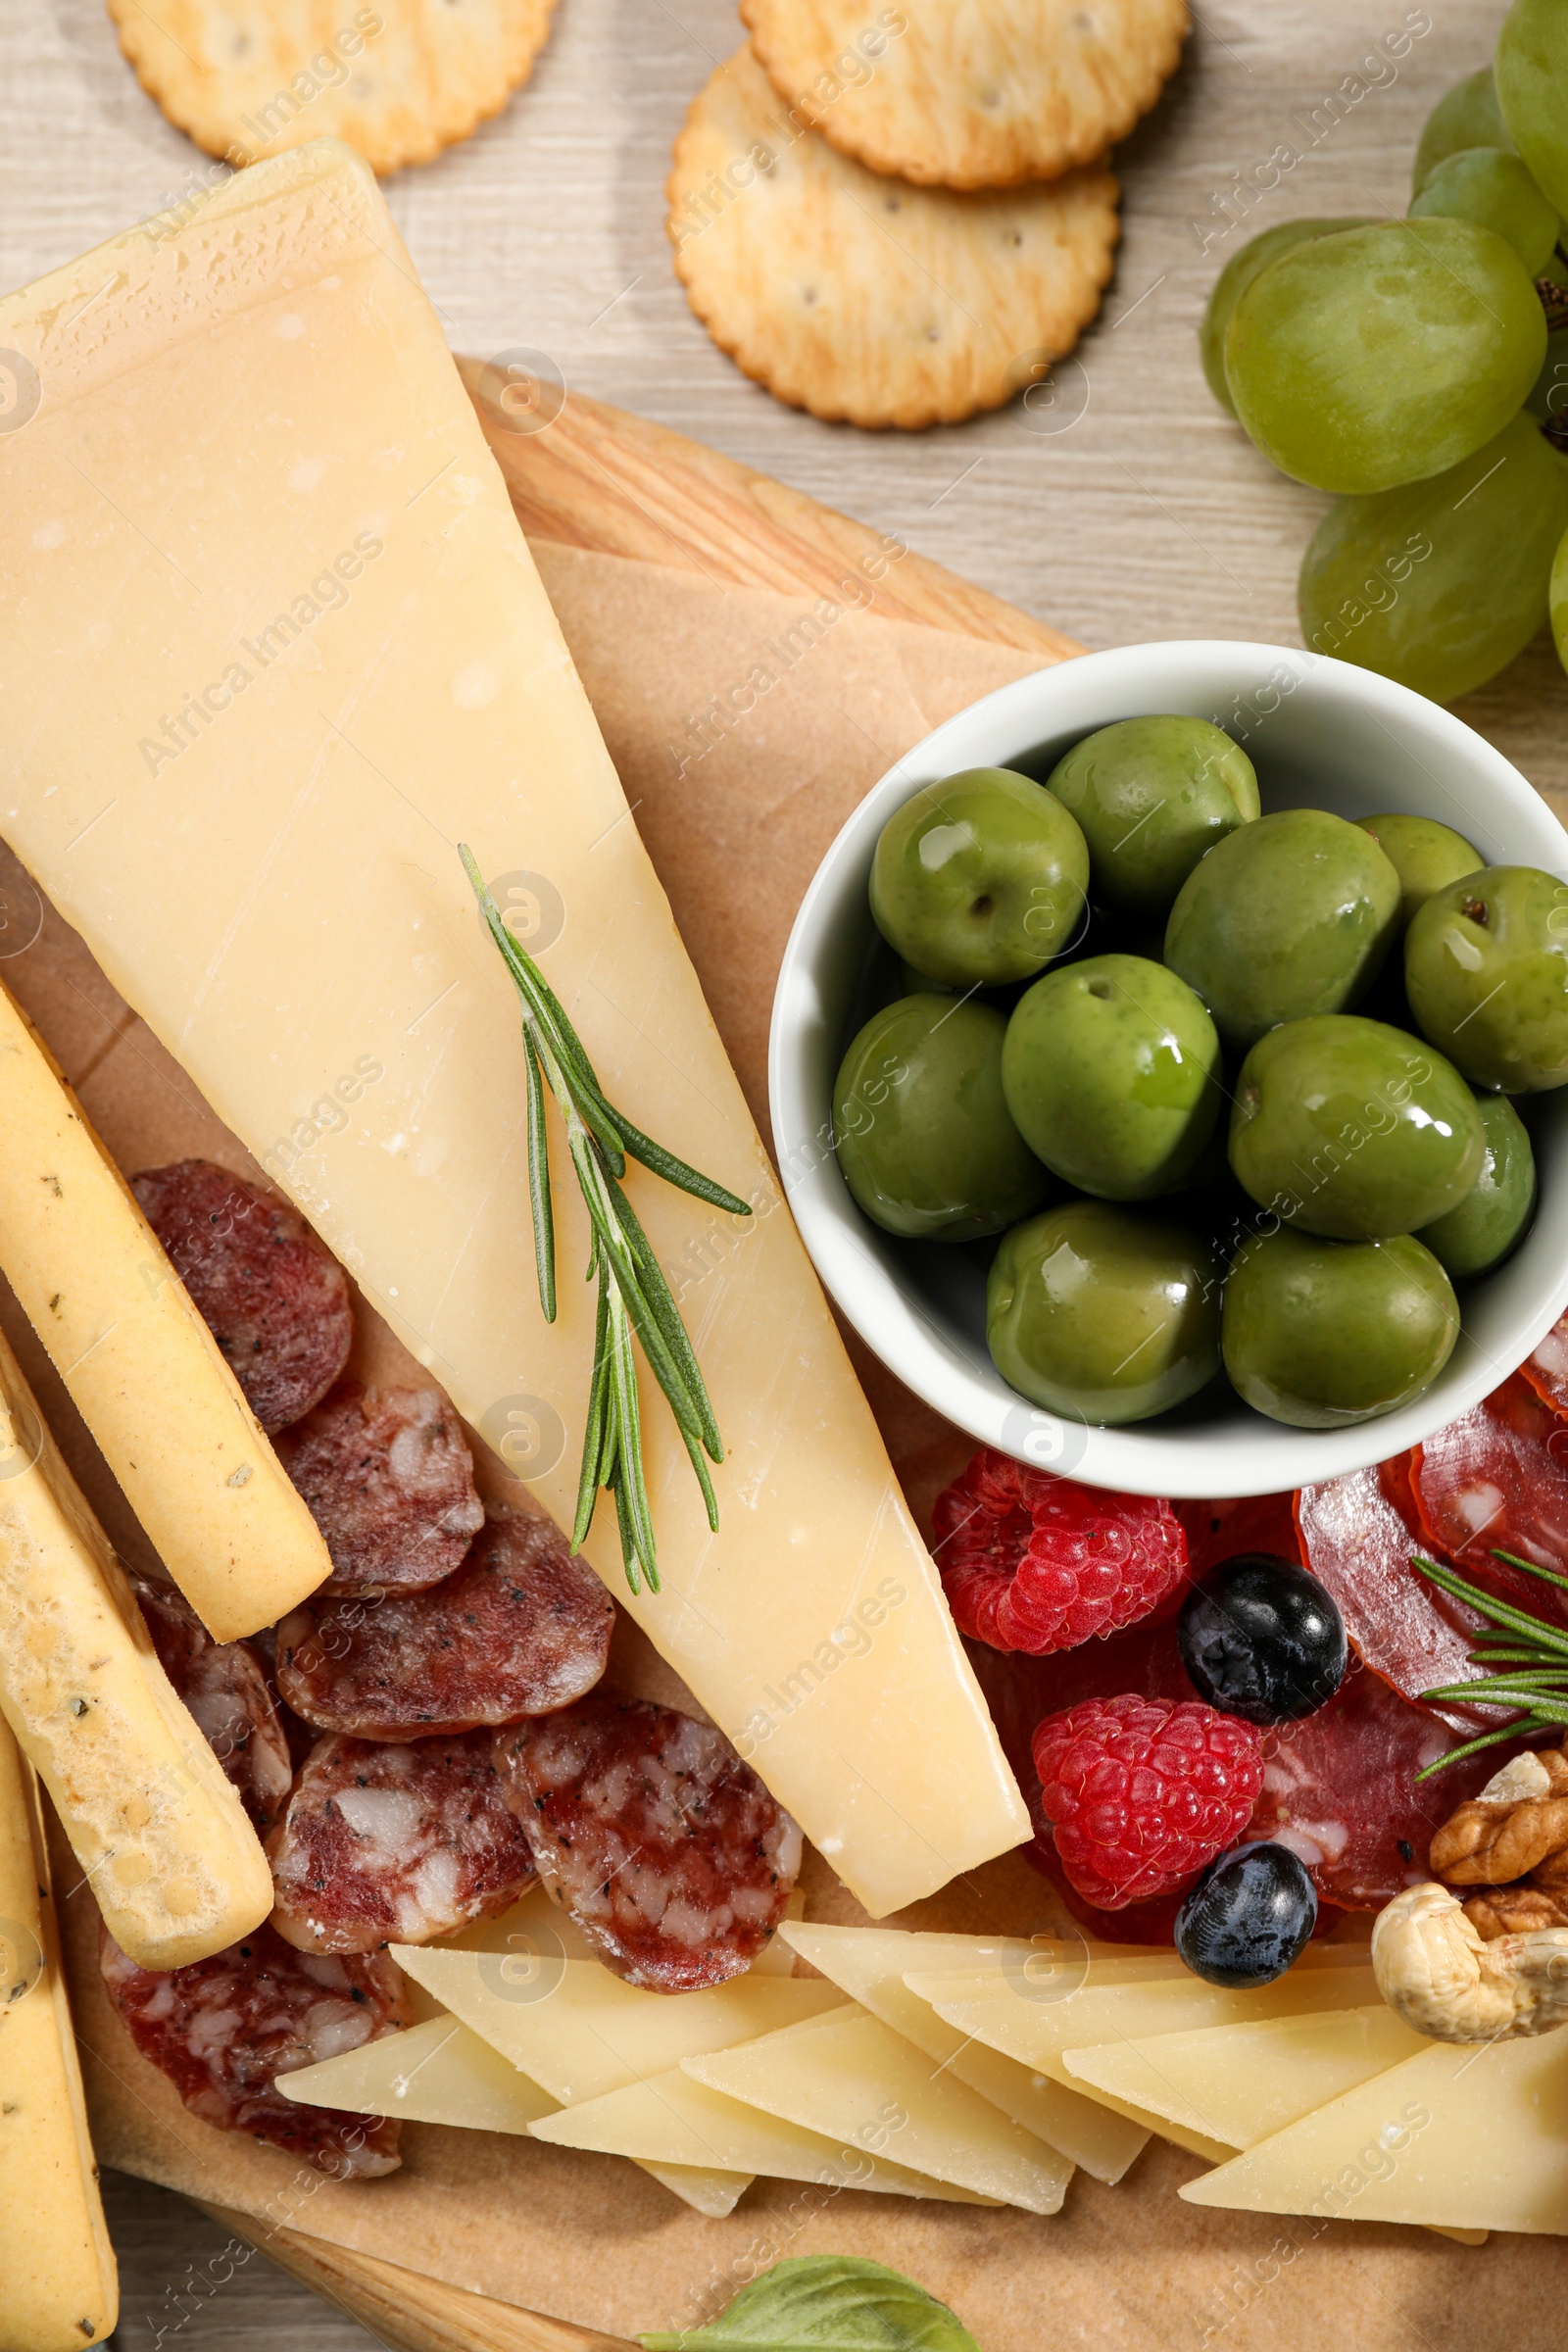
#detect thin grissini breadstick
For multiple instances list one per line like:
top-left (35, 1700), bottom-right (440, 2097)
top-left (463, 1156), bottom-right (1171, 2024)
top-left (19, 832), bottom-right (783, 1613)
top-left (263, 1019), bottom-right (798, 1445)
top-left (0, 975), bottom-right (331, 1640)
top-left (0, 1321), bottom-right (273, 1967)
top-left (0, 1711), bottom-right (118, 2350)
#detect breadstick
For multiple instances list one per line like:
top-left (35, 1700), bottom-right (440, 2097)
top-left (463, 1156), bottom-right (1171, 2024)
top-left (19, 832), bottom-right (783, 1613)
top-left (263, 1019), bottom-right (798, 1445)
top-left (0, 976), bottom-right (330, 1640)
top-left (0, 1320), bottom-right (273, 1967)
top-left (0, 1712), bottom-right (118, 2349)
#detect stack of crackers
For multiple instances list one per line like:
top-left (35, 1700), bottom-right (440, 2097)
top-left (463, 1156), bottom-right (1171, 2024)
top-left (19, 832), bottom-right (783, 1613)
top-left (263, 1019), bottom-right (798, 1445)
top-left (668, 0), bottom-right (1191, 429)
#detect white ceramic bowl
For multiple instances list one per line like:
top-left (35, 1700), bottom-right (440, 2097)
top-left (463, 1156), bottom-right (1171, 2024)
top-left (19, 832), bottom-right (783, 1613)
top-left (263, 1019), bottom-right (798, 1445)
top-left (769, 641), bottom-right (1568, 1498)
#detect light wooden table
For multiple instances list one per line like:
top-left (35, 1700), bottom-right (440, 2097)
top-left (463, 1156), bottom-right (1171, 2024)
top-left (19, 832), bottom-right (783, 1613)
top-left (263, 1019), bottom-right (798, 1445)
top-left (3, 0), bottom-right (1558, 2342)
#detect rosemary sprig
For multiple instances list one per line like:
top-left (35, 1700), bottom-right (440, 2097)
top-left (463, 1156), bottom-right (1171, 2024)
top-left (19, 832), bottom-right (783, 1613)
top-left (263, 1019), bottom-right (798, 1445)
top-left (461, 845), bottom-right (751, 1593)
top-left (1413, 1548), bottom-right (1568, 1776)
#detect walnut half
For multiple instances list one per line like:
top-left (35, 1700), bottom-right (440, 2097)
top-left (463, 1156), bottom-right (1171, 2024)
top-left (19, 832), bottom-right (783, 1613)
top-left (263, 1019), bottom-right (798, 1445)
top-left (1429, 1743), bottom-right (1568, 1940)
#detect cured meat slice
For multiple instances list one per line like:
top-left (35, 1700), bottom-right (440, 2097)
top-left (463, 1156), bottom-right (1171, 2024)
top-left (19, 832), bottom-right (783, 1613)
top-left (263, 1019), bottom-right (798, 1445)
top-left (1523, 1305), bottom-right (1568, 1417)
top-left (1176, 1491), bottom-right (1300, 1578)
top-left (1294, 1466), bottom-right (1496, 1727)
top-left (130, 1573), bottom-right (292, 1832)
top-left (131, 1158), bottom-right (353, 1432)
top-left (268, 1731), bottom-right (537, 1953)
top-left (1410, 1372), bottom-right (1568, 1625)
top-left (100, 1918), bottom-right (407, 2176)
top-left (493, 1695), bottom-right (803, 1990)
top-left (1244, 1663), bottom-right (1530, 1910)
top-left (275, 1508), bottom-right (613, 1740)
top-left (274, 1381), bottom-right (484, 1593)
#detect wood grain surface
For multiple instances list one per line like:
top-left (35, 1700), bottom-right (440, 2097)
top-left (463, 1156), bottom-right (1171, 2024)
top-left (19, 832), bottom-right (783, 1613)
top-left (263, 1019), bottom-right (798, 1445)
top-left (4, 0), bottom-right (1565, 2343)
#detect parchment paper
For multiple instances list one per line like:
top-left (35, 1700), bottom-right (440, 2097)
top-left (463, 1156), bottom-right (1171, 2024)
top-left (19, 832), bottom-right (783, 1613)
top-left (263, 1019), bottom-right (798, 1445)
top-left (19, 543), bottom-right (1564, 2349)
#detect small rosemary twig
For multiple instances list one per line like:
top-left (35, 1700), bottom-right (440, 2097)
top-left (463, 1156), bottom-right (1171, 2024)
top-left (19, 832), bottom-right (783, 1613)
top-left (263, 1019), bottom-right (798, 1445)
top-left (1413, 1548), bottom-right (1568, 1776)
top-left (462, 845), bottom-right (750, 1592)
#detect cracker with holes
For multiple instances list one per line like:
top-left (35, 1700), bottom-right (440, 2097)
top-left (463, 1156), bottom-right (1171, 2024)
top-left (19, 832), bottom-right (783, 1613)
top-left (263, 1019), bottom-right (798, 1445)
top-left (105, 0), bottom-right (556, 176)
top-left (667, 48), bottom-right (1119, 429)
top-left (741, 0), bottom-right (1189, 188)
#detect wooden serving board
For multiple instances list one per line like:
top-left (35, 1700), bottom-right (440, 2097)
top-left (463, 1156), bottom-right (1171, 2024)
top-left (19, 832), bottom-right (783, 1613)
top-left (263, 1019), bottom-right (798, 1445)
top-left (188, 378), bottom-right (1075, 2352)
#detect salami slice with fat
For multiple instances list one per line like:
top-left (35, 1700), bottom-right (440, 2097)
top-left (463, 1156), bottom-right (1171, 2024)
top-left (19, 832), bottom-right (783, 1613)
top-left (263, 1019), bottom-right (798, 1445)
top-left (493, 1695), bottom-right (803, 1990)
top-left (275, 1382), bottom-right (484, 1592)
top-left (131, 1573), bottom-right (293, 1832)
top-left (1410, 1372), bottom-right (1568, 1624)
top-left (1523, 1305), bottom-right (1568, 1417)
top-left (100, 1918), bottom-right (407, 2176)
top-left (132, 1158), bottom-right (354, 1432)
top-left (275, 1508), bottom-right (613, 1740)
top-left (268, 1731), bottom-right (537, 1953)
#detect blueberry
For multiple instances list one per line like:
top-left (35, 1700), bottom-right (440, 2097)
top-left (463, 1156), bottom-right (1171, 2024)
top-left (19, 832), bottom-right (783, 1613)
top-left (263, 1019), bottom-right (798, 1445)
top-left (1177, 1550), bottom-right (1347, 1724)
top-left (1175, 1841), bottom-right (1318, 1987)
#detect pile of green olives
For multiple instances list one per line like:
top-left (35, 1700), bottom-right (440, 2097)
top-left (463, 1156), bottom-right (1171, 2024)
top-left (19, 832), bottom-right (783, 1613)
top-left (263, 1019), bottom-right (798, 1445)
top-left (834, 714), bottom-right (1560, 1431)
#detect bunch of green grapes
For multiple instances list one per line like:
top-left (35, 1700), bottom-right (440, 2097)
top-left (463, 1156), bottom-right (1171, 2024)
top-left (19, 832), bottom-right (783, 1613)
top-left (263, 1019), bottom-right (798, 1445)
top-left (1200, 0), bottom-right (1568, 705)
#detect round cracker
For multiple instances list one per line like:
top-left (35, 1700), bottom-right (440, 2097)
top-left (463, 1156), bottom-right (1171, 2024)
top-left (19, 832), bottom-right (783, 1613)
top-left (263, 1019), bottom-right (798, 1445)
top-left (106, 0), bottom-right (556, 176)
top-left (667, 48), bottom-right (1119, 430)
top-left (741, 0), bottom-right (1189, 188)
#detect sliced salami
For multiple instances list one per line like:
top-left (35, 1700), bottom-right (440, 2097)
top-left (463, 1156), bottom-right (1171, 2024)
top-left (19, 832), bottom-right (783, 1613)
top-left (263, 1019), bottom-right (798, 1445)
top-left (1176, 1491), bottom-right (1301, 1578)
top-left (131, 1574), bottom-right (292, 1833)
top-left (268, 1731), bottom-right (537, 1953)
top-left (1294, 1465), bottom-right (1496, 1727)
top-left (1523, 1305), bottom-right (1568, 1417)
top-left (274, 1382), bottom-right (484, 1593)
top-left (274, 1507), bottom-right (613, 1740)
top-left (132, 1159), bottom-right (353, 1433)
top-left (493, 1695), bottom-right (803, 1990)
top-left (1244, 1662), bottom-right (1530, 1910)
top-left (100, 1918), bottom-right (407, 2177)
top-left (1410, 1372), bottom-right (1568, 1625)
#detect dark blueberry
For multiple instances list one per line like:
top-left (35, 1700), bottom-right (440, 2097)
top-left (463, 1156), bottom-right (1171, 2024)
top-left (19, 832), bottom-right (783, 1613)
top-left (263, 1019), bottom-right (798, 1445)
top-left (1174, 1841), bottom-right (1318, 1987)
top-left (1177, 1551), bottom-right (1347, 1725)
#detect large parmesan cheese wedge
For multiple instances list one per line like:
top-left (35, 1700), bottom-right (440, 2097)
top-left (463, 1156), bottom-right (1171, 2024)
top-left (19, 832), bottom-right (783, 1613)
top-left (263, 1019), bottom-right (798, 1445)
top-left (1178, 2033), bottom-right (1568, 2235)
top-left (0, 137), bottom-right (1027, 1920)
top-left (0, 1323), bottom-right (272, 1966)
top-left (0, 1716), bottom-right (118, 2351)
top-left (686, 2003), bottom-right (1073, 2213)
top-left (780, 1921), bottom-right (1148, 2183)
top-left (529, 2067), bottom-right (998, 2202)
top-left (907, 1963), bottom-right (1383, 2164)
top-left (0, 979), bottom-right (330, 1641)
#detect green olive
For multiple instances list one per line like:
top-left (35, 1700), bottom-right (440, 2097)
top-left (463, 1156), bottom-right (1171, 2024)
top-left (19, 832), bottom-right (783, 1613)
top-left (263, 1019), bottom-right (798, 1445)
top-left (1405, 865), bottom-right (1568, 1091)
top-left (1222, 1228), bottom-right (1459, 1428)
top-left (1002, 955), bottom-right (1222, 1200)
top-left (1044, 716), bottom-right (1260, 916)
top-left (1417, 1092), bottom-right (1537, 1276)
top-left (1353, 813), bottom-right (1484, 933)
top-left (870, 768), bottom-right (1090, 987)
top-left (1229, 1015), bottom-right (1484, 1240)
top-left (1164, 808), bottom-right (1401, 1046)
top-left (833, 996), bottom-right (1049, 1242)
top-left (988, 1200), bottom-right (1221, 1425)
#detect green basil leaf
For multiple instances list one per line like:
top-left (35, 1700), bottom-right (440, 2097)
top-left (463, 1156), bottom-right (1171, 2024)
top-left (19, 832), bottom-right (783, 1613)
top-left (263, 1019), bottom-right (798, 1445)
top-left (639, 2257), bottom-right (983, 2351)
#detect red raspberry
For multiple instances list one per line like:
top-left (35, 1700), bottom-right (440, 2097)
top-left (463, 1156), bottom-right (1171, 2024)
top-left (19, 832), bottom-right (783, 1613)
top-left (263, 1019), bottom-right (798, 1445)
top-left (933, 1450), bottom-right (1188, 1655)
top-left (1032, 1694), bottom-right (1264, 1910)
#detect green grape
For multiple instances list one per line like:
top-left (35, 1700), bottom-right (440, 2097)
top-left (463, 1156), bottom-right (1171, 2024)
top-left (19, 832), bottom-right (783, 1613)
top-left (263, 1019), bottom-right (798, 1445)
top-left (1412, 66), bottom-right (1518, 192)
top-left (1498, 0), bottom-right (1568, 219)
top-left (1552, 513), bottom-right (1568, 677)
top-left (1225, 220), bottom-right (1546, 495)
top-left (1200, 219), bottom-right (1370, 414)
top-left (1527, 324), bottom-right (1568, 422)
top-left (1409, 147), bottom-right (1561, 275)
top-left (1299, 415), bottom-right (1568, 702)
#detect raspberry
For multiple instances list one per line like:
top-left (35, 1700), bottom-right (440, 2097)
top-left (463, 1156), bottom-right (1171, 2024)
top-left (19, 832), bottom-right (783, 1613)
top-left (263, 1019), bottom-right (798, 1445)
top-left (1032, 1693), bottom-right (1264, 1910)
top-left (933, 1449), bottom-right (1189, 1655)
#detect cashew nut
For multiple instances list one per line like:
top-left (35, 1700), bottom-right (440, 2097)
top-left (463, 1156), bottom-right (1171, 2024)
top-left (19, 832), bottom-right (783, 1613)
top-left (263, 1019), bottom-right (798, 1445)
top-left (1372, 1882), bottom-right (1568, 2041)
